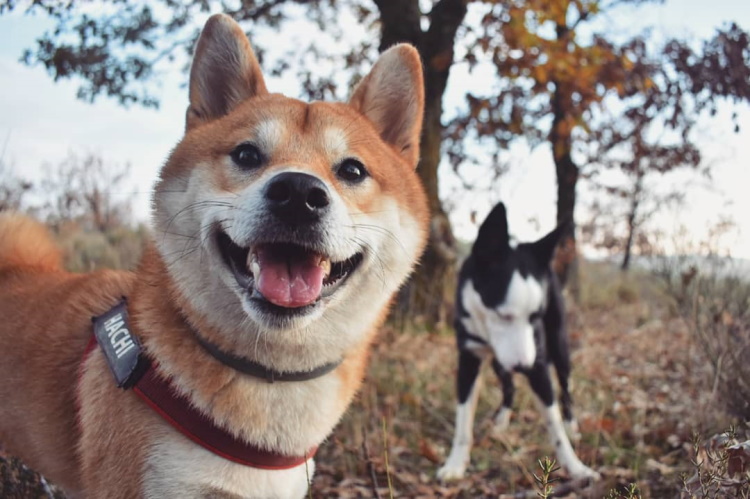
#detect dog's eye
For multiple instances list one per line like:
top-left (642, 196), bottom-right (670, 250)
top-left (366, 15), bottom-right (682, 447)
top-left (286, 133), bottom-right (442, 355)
top-left (336, 159), bottom-right (368, 184)
top-left (230, 143), bottom-right (263, 170)
top-left (497, 313), bottom-right (515, 322)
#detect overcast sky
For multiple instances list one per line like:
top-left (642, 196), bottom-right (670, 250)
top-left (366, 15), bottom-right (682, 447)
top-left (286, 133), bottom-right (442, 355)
top-left (0, 1), bottom-right (748, 259)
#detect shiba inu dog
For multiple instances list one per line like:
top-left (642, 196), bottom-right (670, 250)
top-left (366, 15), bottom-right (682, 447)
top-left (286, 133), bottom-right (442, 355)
top-left (0, 13), bottom-right (428, 498)
top-left (437, 202), bottom-right (599, 482)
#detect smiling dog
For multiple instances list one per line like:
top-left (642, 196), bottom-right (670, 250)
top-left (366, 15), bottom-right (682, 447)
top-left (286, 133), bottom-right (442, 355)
top-left (0, 14), bottom-right (427, 498)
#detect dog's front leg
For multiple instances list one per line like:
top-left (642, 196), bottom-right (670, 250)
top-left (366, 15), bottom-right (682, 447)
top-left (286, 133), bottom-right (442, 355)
top-left (437, 349), bottom-right (484, 481)
top-left (490, 358), bottom-right (514, 435)
top-left (525, 363), bottom-right (600, 481)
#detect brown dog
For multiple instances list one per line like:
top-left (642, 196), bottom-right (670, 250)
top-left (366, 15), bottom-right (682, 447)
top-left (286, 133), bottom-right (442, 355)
top-left (0, 14), bottom-right (427, 498)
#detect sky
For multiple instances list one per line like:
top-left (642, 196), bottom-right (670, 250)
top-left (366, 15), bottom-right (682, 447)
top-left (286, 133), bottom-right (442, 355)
top-left (0, 1), bottom-right (748, 259)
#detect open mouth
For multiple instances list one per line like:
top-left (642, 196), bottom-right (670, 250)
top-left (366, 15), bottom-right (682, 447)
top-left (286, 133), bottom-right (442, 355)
top-left (216, 228), bottom-right (363, 311)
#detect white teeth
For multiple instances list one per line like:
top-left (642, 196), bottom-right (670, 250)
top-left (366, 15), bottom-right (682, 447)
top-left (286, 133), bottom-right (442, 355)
top-left (319, 256), bottom-right (331, 277)
top-left (248, 251), bottom-right (260, 278)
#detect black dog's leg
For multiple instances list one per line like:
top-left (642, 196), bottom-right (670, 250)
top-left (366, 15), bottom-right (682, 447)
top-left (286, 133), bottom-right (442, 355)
top-left (550, 336), bottom-right (574, 424)
top-left (524, 362), bottom-right (555, 406)
top-left (491, 358), bottom-right (514, 431)
top-left (524, 362), bottom-right (598, 479)
top-left (437, 349), bottom-right (483, 480)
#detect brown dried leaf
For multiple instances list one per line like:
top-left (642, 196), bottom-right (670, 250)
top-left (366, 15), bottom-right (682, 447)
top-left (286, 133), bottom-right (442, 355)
top-left (727, 440), bottom-right (750, 478)
top-left (419, 439), bottom-right (442, 464)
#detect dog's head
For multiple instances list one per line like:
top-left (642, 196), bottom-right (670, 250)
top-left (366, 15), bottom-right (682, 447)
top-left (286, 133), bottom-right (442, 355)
top-left (152, 14), bottom-right (428, 370)
top-left (462, 202), bottom-right (567, 369)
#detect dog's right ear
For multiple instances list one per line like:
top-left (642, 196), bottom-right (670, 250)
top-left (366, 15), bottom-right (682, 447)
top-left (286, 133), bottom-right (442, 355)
top-left (186, 14), bottom-right (268, 130)
top-left (472, 202), bottom-right (510, 261)
top-left (529, 219), bottom-right (569, 266)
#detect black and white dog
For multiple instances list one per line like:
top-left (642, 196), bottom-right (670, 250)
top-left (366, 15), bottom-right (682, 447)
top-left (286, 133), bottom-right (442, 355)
top-left (437, 202), bottom-right (599, 481)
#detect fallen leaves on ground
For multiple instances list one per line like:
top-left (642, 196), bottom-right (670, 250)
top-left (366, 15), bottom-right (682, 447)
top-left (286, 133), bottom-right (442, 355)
top-left (311, 294), bottom-right (748, 498)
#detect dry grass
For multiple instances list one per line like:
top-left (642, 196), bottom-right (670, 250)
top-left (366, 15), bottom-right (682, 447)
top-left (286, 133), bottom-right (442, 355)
top-left (312, 261), bottom-right (746, 498)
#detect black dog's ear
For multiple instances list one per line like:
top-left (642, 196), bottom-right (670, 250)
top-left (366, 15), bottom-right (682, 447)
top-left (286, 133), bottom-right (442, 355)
top-left (472, 202), bottom-right (510, 261)
top-left (529, 219), bottom-right (570, 265)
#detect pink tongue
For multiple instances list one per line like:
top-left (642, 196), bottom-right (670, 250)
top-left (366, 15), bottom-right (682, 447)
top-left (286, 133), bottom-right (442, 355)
top-left (254, 247), bottom-right (325, 308)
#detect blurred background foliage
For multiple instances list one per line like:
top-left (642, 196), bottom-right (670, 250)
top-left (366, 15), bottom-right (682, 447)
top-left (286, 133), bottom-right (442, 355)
top-left (1, 0), bottom-right (748, 323)
top-left (0, 152), bottom-right (148, 271)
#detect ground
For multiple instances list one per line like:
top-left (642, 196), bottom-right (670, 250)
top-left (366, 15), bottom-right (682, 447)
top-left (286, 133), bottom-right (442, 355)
top-left (310, 265), bottom-right (745, 498)
top-left (1, 264), bottom-right (747, 498)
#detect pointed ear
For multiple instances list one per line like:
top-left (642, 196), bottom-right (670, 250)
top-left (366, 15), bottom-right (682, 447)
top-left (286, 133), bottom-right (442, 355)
top-left (186, 14), bottom-right (268, 130)
top-left (349, 44), bottom-right (424, 168)
top-left (472, 202), bottom-right (510, 261)
top-left (530, 220), bottom-right (570, 265)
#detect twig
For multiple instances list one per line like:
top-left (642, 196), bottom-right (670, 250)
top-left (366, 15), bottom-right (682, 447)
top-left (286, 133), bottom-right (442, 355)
top-left (362, 424), bottom-right (382, 499)
top-left (382, 417), bottom-right (394, 499)
top-left (495, 434), bottom-right (538, 487)
top-left (709, 353), bottom-right (724, 401)
top-left (420, 399), bottom-right (455, 433)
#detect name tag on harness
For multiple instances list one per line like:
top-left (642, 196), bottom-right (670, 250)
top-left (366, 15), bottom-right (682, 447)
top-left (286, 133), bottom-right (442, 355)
top-left (92, 301), bottom-right (147, 389)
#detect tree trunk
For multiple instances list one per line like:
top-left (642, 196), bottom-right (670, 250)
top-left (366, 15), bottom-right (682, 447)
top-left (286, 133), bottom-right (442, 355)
top-left (621, 170), bottom-right (644, 272)
top-left (404, 93), bottom-right (457, 326)
top-left (621, 226), bottom-right (634, 271)
top-left (550, 23), bottom-right (580, 298)
top-left (375, 0), bottom-right (467, 327)
top-left (550, 79), bottom-right (580, 297)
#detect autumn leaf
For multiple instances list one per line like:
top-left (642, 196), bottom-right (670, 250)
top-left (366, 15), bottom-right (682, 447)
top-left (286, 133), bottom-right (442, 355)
top-left (419, 439), bottom-right (442, 464)
top-left (727, 441), bottom-right (750, 478)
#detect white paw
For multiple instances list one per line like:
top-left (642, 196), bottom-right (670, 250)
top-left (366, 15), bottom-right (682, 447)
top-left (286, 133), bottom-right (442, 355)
top-left (566, 461), bottom-right (601, 481)
top-left (436, 460), bottom-right (467, 481)
top-left (495, 408), bottom-right (512, 430)
top-left (565, 418), bottom-right (581, 441)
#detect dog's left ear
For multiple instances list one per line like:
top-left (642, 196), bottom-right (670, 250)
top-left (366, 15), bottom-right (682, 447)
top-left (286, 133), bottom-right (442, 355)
top-left (349, 44), bottom-right (424, 168)
top-left (530, 220), bottom-right (570, 265)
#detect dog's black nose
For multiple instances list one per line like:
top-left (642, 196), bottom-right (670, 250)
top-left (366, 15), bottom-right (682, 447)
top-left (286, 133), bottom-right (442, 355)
top-left (265, 172), bottom-right (331, 223)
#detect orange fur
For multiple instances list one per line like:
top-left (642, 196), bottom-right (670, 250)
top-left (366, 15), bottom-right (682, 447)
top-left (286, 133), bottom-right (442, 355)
top-left (0, 212), bottom-right (62, 271)
top-left (0, 213), bottom-right (135, 494)
top-left (0, 13), bottom-right (428, 498)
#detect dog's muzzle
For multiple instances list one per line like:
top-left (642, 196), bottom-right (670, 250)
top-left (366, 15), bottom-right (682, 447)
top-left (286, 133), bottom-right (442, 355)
top-left (215, 171), bottom-right (364, 313)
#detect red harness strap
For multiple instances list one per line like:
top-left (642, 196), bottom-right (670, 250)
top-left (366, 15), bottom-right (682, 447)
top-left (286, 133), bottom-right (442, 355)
top-left (80, 336), bottom-right (315, 470)
top-left (132, 363), bottom-right (316, 469)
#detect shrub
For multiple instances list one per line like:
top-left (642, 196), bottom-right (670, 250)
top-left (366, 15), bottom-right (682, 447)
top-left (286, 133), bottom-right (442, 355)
top-left (681, 428), bottom-right (750, 498)
top-left (57, 222), bottom-right (150, 272)
top-left (655, 256), bottom-right (750, 421)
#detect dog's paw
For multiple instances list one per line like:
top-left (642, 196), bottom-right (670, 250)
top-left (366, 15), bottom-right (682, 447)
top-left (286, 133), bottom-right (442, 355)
top-left (490, 408), bottom-right (511, 438)
top-left (566, 462), bottom-right (601, 481)
top-left (436, 461), bottom-right (466, 481)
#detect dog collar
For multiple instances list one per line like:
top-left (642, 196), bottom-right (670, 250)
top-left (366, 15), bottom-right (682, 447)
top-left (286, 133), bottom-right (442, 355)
top-left (194, 333), bottom-right (341, 383)
top-left (85, 301), bottom-right (316, 470)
